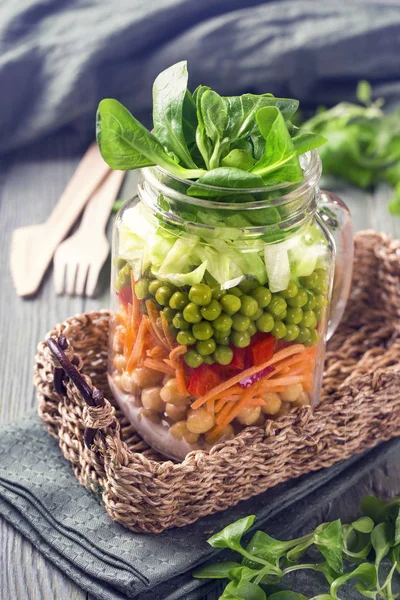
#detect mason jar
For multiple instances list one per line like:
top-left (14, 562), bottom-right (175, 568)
top-left (108, 150), bottom-right (353, 461)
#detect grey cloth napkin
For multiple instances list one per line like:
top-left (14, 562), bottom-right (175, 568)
top-left (0, 411), bottom-right (399, 600)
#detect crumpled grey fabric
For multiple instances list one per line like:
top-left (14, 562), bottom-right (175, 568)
top-left (1, 1), bottom-right (400, 154)
top-left (0, 410), bottom-right (399, 600)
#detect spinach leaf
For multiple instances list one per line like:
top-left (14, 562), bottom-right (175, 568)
top-left (245, 531), bottom-right (288, 566)
top-left (352, 517), bottom-right (375, 534)
top-left (330, 563), bottom-right (377, 598)
top-left (269, 593), bottom-right (308, 600)
top-left (371, 522), bottom-right (392, 569)
top-left (250, 107), bottom-right (303, 183)
top-left (193, 561), bottom-right (241, 579)
top-left (194, 85), bottom-right (213, 169)
top-left (188, 168), bottom-right (264, 197)
top-left (201, 89), bottom-right (228, 169)
top-left (314, 520), bottom-right (344, 574)
top-left (182, 89), bottom-right (198, 147)
top-left (207, 515), bottom-right (255, 551)
top-left (220, 580), bottom-right (267, 600)
top-left (97, 98), bottom-right (206, 177)
top-left (290, 128), bottom-right (327, 154)
top-left (221, 149), bottom-right (255, 170)
top-left (152, 61), bottom-right (197, 168)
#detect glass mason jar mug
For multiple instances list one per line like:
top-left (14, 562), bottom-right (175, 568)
top-left (108, 150), bottom-right (353, 461)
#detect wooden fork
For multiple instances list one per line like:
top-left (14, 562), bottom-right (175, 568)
top-left (53, 169), bottom-right (125, 296)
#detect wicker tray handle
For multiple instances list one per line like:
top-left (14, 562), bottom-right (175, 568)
top-left (45, 336), bottom-right (117, 450)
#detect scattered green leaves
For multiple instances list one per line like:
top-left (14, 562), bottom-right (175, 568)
top-left (194, 494), bottom-right (400, 599)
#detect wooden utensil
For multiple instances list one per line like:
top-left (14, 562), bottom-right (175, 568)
top-left (53, 169), bottom-right (125, 296)
top-left (10, 144), bottom-right (111, 297)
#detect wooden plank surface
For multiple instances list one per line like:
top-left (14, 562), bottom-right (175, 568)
top-left (0, 140), bottom-right (398, 600)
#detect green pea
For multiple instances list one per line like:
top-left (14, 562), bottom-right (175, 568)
top-left (213, 313), bottom-right (233, 332)
top-left (214, 330), bottom-right (231, 344)
top-left (287, 289), bottom-right (308, 308)
top-left (148, 280), bottom-right (163, 296)
top-left (239, 278), bottom-right (258, 294)
top-left (280, 310), bottom-right (287, 320)
top-left (189, 283), bottom-right (212, 306)
top-left (177, 330), bottom-right (196, 345)
top-left (253, 286), bottom-right (272, 308)
top-left (172, 312), bottom-right (190, 330)
top-left (256, 312), bottom-right (275, 333)
top-left (134, 278), bottom-right (150, 300)
top-left (200, 299), bottom-right (222, 321)
top-left (302, 310), bottom-right (318, 329)
top-left (299, 273), bottom-right (319, 290)
top-left (314, 294), bottom-right (329, 310)
top-left (169, 291), bottom-right (189, 310)
top-left (232, 314), bottom-right (251, 332)
top-left (203, 355), bottom-right (215, 365)
top-left (304, 329), bottom-right (320, 346)
top-left (239, 295), bottom-right (259, 317)
top-left (184, 350), bottom-right (203, 368)
top-left (183, 303), bottom-right (202, 324)
top-left (312, 269), bottom-right (329, 293)
top-left (268, 296), bottom-right (287, 317)
top-left (220, 294), bottom-right (241, 316)
top-left (214, 346), bottom-right (234, 365)
top-left (280, 281), bottom-right (299, 299)
top-left (247, 322), bottom-right (257, 336)
top-left (229, 287), bottom-right (243, 298)
top-left (304, 292), bottom-right (317, 310)
top-left (231, 331), bottom-right (251, 348)
top-left (284, 324), bottom-right (300, 342)
top-left (285, 307), bottom-right (303, 325)
top-left (155, 284), bottom-right (174, 306)
top-left (271, 321), bottom-right (287, 339)
top-left (193, 321), bottom-right (214, 340)
top-left (162, 307), bottom-right (176, 323)
top-left (297, 327), bottom-right (311, 343)
top-left (212, 286), bottom-right (226, 300)
top-left (314, 308), bottom-right (323, 321)
top-left (250, 307), bottom-right (264, 321)
top-left (196, 338), bottom-right (217, 356)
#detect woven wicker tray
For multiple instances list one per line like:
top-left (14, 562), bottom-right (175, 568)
top-left (34, 231), bottom-right (400, 533)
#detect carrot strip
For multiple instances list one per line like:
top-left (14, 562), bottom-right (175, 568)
top-left (146, 301), bottom-right (168, 348)
top-left (169, 345), bottom-right (187, 361)
top-left (175, 362), bottom-right (188, 395)
top-left (215, 400), bottom-right (235, 426)
top-left (123, 304), bottom-right (134, 359)
top-left (303, 381), bottom-right (313, 393)
top-left (191, 344), bottom-right (306, 409)
top-left (126, 316), bottom-right (148, 371)
top-left (160, 312), bottom-right (175, 350)
top-left (130, 272), bottom-right (141, 332)
top-left (215, 398), bottom-right (230, 413)
top-left (167, 344), bottom-right (188, 395)
top-left (259, 375), bottom-right (310, 389)
top-left (207, 397), bottom-right (215, 414)
top-left (147, 346), bottom-right (168, 358)
top-left (143, 358), bottom-right (175, 375)
top-left (214, 385), bottom-right (243, 400)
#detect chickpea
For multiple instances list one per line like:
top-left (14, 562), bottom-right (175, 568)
top-left (139, 408), bottom-right (161, 424)
top-left (113, 374), bottom-right (121, 390)
top-left (294, 391), bottom-right (311, 408)
top-left (273, 401), bottom-right (291, 418)
top-left (160, 378), bottom-right (191, 406)
top-left (165, 403), bottom-right (188, 421)
top-left (141, 387), bottom-right (164, 412)
top-left (261, 392), bottom-right (282, 415)
top-left (113, 353), bottom-right (127, 373)
top-left (120, 371), bottom-right (139, 394)
top-left (132, 367), bottom-right (163, 388)
top-left (170, 421), bottom-right (199, 444)
top-left (206, 424), bottom-right (234, 444)
top-left (113, 338), bottom-right (123, 354)
top-left (236, 406), bottom-right (261, 426)
top-left (280, 383), bottom-right (303, 402)
top-left (186, 407), bottom-right (215, 434)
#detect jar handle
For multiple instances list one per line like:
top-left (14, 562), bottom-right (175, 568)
top-left (317, 191), bottom-right (354, 340)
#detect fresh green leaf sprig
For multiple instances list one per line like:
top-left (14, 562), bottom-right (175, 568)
top-left (193, 494), bottom-right (400, 599)
top-left (303, 81), bottom-right (400, 216)
top-left (96, 61), bottom-right (325, 196)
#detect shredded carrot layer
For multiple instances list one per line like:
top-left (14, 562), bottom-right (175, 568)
top-left (161, 312), bottom-right (175, 350)
top-left (146, 300), bottom-right (168, 348)
top-left (126, 315), bottom-right (148, 372)
top-left (191, 344), bottom-right (306, 410)
top-left (143, 358), bottom-right (175, 375)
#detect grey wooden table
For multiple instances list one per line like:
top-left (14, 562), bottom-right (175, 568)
top-left (0, 139), bottom-right (399, 600)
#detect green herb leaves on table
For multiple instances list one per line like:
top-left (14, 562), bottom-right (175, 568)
top-left (303, 80), bottom-right (400, 216)
top-left (193, 494), bottom-right (400, 599)
top-left (96, 61), bottom-right (325, 194)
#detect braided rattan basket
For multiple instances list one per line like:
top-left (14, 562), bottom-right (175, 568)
top-left (34, 231), bottom-right (400, 533)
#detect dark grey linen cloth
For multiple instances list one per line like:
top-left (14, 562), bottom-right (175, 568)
top-left (0, 410), bottom-right (399, 600)
top-left (1, 0), bottom-right (400, 155)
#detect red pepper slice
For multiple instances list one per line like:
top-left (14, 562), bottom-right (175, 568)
top-left (230, 346), bottom-right (248, 370)
top-left (249, 335), bottom-right (275, 366)
top-left (187, 364), bottom-right (221, 397)
top-left (117, 285), bottom-right (133, 307)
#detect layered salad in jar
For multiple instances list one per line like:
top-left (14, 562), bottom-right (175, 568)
top-left (97, 61), bottom-right (332, 460)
